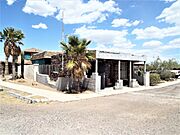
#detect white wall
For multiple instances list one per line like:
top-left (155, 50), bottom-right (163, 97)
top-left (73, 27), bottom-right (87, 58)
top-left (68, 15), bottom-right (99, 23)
top-left (18, 65), bottom-right (34, 80)
top-left (144, 72), bottom-right (150, 87)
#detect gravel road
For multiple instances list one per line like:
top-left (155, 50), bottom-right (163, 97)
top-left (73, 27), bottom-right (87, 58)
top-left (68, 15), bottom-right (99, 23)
top-left (0, 84), bottom-right (180, 135)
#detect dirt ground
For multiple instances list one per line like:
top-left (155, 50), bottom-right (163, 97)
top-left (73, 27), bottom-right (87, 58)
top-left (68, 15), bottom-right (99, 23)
top-left (7, 78), bottom-right (56, 91)
top-left (0, 83), bottom-right (180, 135)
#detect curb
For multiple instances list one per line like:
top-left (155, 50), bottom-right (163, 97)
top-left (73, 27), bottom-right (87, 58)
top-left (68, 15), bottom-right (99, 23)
top-left (1, 86), bottom-right (49, 104)
top-left (8, 92), bottom-right (49, 104)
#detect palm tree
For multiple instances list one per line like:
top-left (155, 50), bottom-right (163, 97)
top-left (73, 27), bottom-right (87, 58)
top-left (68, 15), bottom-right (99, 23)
top-left (0, 27), bottom-right (24, 79)
top-left (61, 36), bottom-right (94, 92)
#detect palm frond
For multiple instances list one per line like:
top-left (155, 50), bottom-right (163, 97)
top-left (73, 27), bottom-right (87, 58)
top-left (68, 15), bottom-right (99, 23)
top-left (62, 35), bottom-right (93, 81)
top-left (66, 60), bottom-right (76, 70)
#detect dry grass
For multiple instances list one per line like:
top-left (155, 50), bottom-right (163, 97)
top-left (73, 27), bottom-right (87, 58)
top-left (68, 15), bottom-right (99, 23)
top-left (0, 90), bottom-right (25, 104)
top-left (7, 79), bottom-right (56, 91)
top-left (9, 89), bottom-right (32, 96)
top-left (30, 95), bottom-right (46, 99)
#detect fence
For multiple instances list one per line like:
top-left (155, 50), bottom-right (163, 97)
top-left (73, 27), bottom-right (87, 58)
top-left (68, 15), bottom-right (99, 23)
top-left (38, 65), bottom-right (62, 81)
top-left (39, 65), bottom-right (61, 75)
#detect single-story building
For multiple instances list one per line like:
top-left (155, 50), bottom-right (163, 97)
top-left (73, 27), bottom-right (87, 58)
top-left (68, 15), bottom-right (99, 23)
top-left (54, 50), bottom-right (149, 92)
top-left (17, 48), bottom-right (42, 65)
top-left (31, 51), bottom-right (59, 65)
top-left (84, 50), bottom-right (149, 92)
top-left (18, 49), bottom-right (149, 92)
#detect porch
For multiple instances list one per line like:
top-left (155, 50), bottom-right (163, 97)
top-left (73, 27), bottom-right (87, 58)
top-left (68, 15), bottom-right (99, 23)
top-left (86, 50), bottom-right (149, 92)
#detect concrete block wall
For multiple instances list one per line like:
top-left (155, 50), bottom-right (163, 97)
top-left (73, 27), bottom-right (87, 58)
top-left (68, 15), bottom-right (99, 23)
top-left (130, 79), bottom-right (139, 88)
top-left (55, 73), bottom-right (101, 92)
top-left (56, 77), bottom-right (70, 91)
top-left (87, 73), bottom-right (101, 92)
top-left (87, 77), bottom-right (96, 92)
top-left (36, 73), bottom-right (50, 85)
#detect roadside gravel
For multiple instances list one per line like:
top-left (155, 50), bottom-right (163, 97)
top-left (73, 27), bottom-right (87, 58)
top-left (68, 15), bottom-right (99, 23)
top-left (0, 84), bottom-right (180, 135)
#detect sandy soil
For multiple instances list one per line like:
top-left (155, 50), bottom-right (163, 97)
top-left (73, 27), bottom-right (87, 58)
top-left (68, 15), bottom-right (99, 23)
top-left (6, 78), bottom-right (56, 91)
top-left (0, 83), bottom-right (180, 135)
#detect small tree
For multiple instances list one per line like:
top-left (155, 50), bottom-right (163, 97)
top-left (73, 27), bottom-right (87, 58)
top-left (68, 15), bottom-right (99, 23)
top-left (61, 36), bottom-right (94, 93)
top-left (150, 73), bottom-right (161, 86)
top-left (147, 57), bottom-right (180, 72)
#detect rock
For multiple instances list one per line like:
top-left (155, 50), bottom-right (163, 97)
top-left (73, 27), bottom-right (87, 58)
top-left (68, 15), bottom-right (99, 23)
top-left (0, 86), bottom-right (3, 91)
top-left (2, 78), bottom-right (6, 81)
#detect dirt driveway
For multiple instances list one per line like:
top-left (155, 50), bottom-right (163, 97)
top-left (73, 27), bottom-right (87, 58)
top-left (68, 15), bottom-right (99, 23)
top-left (0, 83), bottom-right (180, 135)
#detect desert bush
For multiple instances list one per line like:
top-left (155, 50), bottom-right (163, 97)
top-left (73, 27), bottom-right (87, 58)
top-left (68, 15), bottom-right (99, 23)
top-left (160, 70), bottom-right (173, 81)
top-left (171, 72), bottom-right (176, 79)
top-left (150, 73), bottom-right (161, 86)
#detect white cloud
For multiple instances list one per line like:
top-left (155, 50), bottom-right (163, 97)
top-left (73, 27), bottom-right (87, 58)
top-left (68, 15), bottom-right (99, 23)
top-left (87, 26), bottom-right (97, 29)
top-left (6, 0), bottom-right (16, 5)
top-left (132, 20), bottom-right (142, 26)
top-left (74, 25), bottom-right (135, 49)
top-left (163, 0), bottom-right (177, 3)
top-left (157, 0), bottom-right (180, 26)
top-left (32, 23), bottom-right (48, 29)
top-left (74, 26), bottom-right (179, 63)
top-left (22, 0), bottom-right (121, 24)
top-left (160, 38), bottom-right (180, 50)
top-left (132, 0), bottom-right (180, 40)
top-left (22, 0), bottom-right (57, 17)
top-left (169, 37), bottom-right (180, 45)
top-left (112, 18), bottom-right (141, 27)
top-left (139, 38), bottom-right (180, 62)
top-left (143, 40), bottom-right (162, 47)
top-left (132, 26), bottom-right (180, 39)
top-left (54, 0), bottom-right (121, 24)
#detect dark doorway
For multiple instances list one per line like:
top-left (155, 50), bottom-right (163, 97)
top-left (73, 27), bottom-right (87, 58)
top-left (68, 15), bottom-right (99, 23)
top-left (98, 60), bottom-right (118, 89)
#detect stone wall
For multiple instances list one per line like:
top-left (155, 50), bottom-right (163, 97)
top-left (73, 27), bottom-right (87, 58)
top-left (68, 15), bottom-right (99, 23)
top-left (87, 73), bottom-right (101, 92)
top-left (56, 73), bottom-right (101, 92)
top-left (56, 77), bottom-right (70, 91)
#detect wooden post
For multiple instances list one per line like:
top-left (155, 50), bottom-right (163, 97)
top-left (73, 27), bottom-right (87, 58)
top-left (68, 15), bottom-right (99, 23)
top-left (95, 59), bottom-right (98, 74)
top-left (95, 59), bottom-right (98, 92)
top-left (129, 61), bottom-right (132, 87)
top-left (61, 53), bottom-right (64, 71)
top-left (118, 60), bottom-right (121, 82)
top-left (144, 61), bottom-right (146, 73)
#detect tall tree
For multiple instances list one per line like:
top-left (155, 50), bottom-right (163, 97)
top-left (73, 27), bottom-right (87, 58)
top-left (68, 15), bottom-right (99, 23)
top-left (61, 36), bottom-right (94, 92)
top-left (147, 57), bottom-right (180, 71)
top-left (0, 27), bottom-right (24, 79)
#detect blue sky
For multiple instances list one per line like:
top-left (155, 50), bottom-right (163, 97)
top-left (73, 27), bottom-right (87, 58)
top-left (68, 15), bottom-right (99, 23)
top-left (0, 0), bottom-right (180, 63)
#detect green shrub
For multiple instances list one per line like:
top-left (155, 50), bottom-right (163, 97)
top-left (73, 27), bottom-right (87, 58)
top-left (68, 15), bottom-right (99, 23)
top-left (171, 72), bottom-right (176, 79)
top-left (160, 70), bottom-right (172, 81)
top-left (150, 73), bottom-right (161, 86)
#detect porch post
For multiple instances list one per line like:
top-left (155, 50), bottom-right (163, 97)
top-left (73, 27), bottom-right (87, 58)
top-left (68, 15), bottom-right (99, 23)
top-left (114, 60), bottom-right (123, 90)
top-left (118, 60), bottom-right (121, 82)
top-left (144, 61), bottom-right (146, 73)
top-left (61, 53), bottom-right (64, 71)
top-left (143, 61), bottom-right (149, 86)
top-left (95, 59), bottom-right (99, 92)
top-left (95, 59), bottom-right (98, 74)
top-left (129, 61), bottom-right (132, 87)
